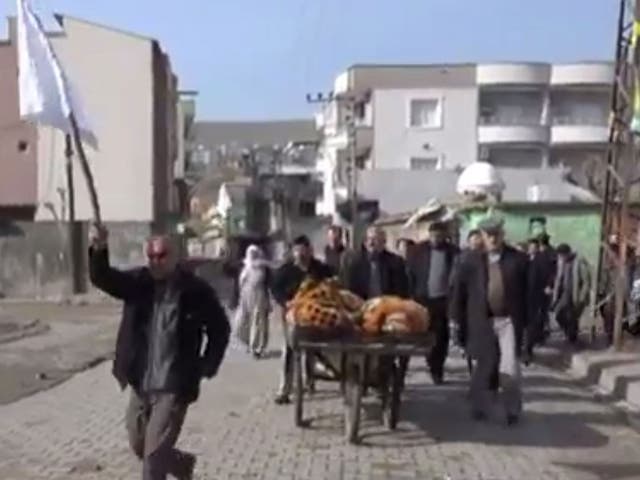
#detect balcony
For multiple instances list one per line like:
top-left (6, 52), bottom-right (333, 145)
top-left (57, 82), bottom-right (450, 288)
top-left (324, 124), bottom-right (373, 155)
top-left (478, 125), bottom-right (549, 144)
top-left (550, 125), bottom-right (608, 145)
top-left (551, 63), bottom-right (614, 87)
top-left (477, 63), bottom-right (550, 86)
top-left (478, 115), bottom-right (549, 144)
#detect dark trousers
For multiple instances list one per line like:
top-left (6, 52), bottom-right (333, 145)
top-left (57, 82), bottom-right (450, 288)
top-left (125, 391), bottom-right (189, 480)
top-left (556, 306), bottom-right (579, 344)
top-left (422, 297), bottom-right (449, 380)
top-left (526, 295), bottom-right (550, 355)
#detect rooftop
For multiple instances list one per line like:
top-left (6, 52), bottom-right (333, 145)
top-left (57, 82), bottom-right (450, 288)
top-left (192, 120), bottom-right (318, 151)
top-left (358, 167), bottom-right (599, 218)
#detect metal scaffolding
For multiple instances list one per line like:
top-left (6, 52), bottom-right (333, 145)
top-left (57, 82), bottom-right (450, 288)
top-left (596, 0), bottom-right (640, 350)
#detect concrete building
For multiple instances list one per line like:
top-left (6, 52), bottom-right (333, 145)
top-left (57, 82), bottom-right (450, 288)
top-left (1, 15), bottom-right (181, 226)
top-left (190, 119), bottom-right (321, 230)
top-left (315, 62), bottom-right (613, 217)
top-left (0, 15), bottom-right (183, 297)
top-left (0, 19), bottom-right (37, 220)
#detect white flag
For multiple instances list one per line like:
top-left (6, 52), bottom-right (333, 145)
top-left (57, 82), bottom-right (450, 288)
top-left (17, 0), bottom-right (98, 149)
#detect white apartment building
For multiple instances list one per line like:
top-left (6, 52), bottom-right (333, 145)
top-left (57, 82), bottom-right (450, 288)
top-left (315, 62), bottom-right (613, 216)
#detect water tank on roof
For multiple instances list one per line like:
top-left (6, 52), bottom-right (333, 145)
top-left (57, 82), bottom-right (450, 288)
top-left (456, 162), bottom-right (505, 199)
top-left (527, 183), bottom-right (551, 202)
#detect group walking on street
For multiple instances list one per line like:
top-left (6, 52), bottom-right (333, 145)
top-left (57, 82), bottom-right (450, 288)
top-left (87, 215), bottom-right (606, 479)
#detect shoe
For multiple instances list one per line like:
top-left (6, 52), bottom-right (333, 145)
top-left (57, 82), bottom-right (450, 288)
top-left (431, 373), bottom-right (444, 385)
top-left (506, 414), bottom-right (520, 426)
top-left (252, 351), bottom-right (262, 359)
top-left (274, 394), bottom-right (291, 405)
top-left (173, 452), bottom-right (196, 480)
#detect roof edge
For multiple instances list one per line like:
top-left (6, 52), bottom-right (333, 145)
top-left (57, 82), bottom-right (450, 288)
top-left (55, 13), bottom-right (154, 43)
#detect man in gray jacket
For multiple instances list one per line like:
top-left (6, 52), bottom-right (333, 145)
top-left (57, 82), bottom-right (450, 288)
top-left (552, 244), bottom-right (592, 345)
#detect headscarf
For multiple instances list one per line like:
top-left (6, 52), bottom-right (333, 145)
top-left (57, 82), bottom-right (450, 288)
top-left (240, 245), bottom-right (269, 285)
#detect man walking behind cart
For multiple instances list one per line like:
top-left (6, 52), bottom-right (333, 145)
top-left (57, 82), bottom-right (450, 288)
top-left (341, 226), bottom-right (409, 300)
top-left (272, 235), bottom-right (334, 405)
top-left (408, 222), bottom-right (458, 385)
top-left (450, 217), bottom-right (528, 425)
top-left (88, 225), bottom-right (230, 480)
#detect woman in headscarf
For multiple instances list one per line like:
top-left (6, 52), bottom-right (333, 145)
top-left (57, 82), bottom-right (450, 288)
top-left (234, 244), bottom-right (272, 358)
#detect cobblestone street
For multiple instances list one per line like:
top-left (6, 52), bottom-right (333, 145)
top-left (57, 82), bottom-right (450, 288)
top-left (1, 330), bottom-right (640, 480)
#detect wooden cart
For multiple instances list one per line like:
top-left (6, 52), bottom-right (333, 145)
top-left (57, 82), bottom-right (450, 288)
top-left (291, 327), bottom-right (434, 444)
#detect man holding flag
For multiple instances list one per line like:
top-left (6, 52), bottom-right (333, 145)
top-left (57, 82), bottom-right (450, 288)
top-left (16, 2), bottom-right (231, 479)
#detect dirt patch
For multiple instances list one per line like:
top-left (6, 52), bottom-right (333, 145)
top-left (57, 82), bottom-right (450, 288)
top-left (0, 302), bottom-right (119, 405)
top-left (0, 318), bottom-right (50, 345)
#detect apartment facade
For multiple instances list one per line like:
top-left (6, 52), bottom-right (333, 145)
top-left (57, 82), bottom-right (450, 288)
top-left (315, 62), bottom-right (613, 216)
top-left (0, 15), bottom-right (183, 297)
top-left (0, 19), bottom-right (37, 220)
top-left (0, 16), bottom-right (180, 228)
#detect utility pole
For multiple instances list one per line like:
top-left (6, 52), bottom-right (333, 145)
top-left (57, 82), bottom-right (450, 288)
top-left (598, 0), bottom-right (640, 350)
top-left (307, 91), bottom-right (360, 248)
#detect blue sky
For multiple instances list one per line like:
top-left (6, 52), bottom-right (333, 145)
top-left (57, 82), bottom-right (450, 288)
top-left (1, 0), bottom-right (619, 120)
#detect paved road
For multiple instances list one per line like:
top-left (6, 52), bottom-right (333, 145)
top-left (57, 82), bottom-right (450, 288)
top-left (1, 334), bottom-right (640, 480)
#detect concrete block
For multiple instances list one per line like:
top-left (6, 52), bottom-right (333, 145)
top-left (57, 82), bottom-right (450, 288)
top-left (600, 362), bottom-right (640, 396)
top-left (570, 350), bottom-right (637, 381)
top-left (627, 379), bottom-right (640, 409)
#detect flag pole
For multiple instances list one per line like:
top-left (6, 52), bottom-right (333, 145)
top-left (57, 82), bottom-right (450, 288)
top-left (64, 133), bottom-right (80, 293)
top-left (68, 112), bottom-right (102, 225)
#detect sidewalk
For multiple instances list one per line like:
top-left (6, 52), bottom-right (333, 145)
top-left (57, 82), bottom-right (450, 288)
top-left (567, 338), bottom-right (640, 414)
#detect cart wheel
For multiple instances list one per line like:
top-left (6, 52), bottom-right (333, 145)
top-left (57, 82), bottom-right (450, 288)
top-left (384, 362), bottom-right (401, 430)
top-left (344, 363), bottom-right (362, 444)
top-left (294, 349), bottom-right (305, 428)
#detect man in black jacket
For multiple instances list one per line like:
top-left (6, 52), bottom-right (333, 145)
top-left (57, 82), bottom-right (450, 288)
top-left (272, 235), bottom-right (333, 404)
top-left (89, 225), bottom-right (230, 480)
top-left (450, 217), bottom-right (528, 426)
top-left (341, 226), bottom-right (409, 300)
top-left (409, 222), bottom-right (458, 385)
top-left (324, 225), bottom-right (346, 275)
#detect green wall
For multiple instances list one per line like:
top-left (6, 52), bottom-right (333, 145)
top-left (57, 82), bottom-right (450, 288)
top-left (460, 205), bottom-right (601, 266)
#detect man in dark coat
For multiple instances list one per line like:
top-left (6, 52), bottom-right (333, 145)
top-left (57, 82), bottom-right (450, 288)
top-left (89, 225), bottom-right (230, 480)
top-left (450, 217), bottom-right (528, 425)
top-left (341, 226), bottom-right (409, 300)
top-left (524, 238), bottom-right (547, 360)
top-left (324, 225), bottom-right (347, 275)
top-left (409, 222), bottom-right (458, 384)
top-left (536, 233), bottom-right (557, 338)
top-left (271, 235), bottom-right (334, 404)
top-left (452, 229), bottom-right (500, 392)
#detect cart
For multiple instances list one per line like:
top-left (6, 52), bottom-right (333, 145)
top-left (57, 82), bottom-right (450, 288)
top-left (291, 327), bottom-right (434, 444)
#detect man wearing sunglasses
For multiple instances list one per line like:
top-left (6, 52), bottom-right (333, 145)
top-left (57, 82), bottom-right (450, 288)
top-left (89, 224), bottom-right (230, 480)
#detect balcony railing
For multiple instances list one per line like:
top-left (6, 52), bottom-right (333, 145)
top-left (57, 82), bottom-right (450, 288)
top-left (551, 115), bottom-right (608, 126)
top-left (479, 115), bottom-right (543, 126)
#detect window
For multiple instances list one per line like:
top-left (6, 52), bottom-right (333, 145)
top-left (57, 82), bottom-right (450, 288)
top-left (410, 157), bottom-right (439, 170)
top-left (409, 98), bottom-right (442, 128)
top-left (299, 201), bottom-right (316, 217)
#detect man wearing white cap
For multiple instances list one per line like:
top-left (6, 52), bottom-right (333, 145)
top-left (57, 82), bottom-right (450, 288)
top-left (450, 216), bottom-right (529, 425)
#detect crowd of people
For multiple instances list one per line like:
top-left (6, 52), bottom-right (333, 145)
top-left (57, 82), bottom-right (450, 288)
top-left (84, 219), bottom-right (599, 479)
top-left (225, 218), bottom-right (597, 427)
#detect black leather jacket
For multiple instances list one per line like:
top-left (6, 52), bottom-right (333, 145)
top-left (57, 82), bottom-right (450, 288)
top-left (89, 248), bottom-right (230, 403)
